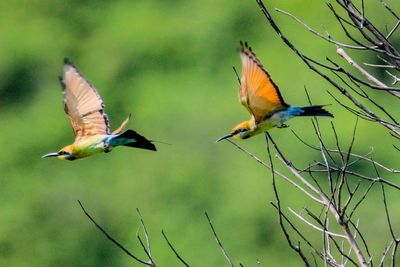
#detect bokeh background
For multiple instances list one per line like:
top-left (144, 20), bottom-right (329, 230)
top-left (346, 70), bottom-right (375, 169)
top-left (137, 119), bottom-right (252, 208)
top-left (1, 1), bottom-right (399, 266)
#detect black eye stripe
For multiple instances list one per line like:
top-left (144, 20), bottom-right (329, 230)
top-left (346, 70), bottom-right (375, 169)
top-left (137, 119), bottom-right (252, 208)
top-left (234, 129), bottom-right (247, 134)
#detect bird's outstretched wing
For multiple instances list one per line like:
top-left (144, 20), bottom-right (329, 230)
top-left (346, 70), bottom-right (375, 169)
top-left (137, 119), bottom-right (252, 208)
top-left (239, 41), bottom-right (288, 122)
top-left (60, 59), bottom-right (110, 141)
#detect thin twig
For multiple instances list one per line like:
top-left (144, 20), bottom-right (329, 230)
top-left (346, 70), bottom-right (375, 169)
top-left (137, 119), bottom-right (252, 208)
top-left (379, 239), bottom-right (394, 267)
top-left (136, 208), bottom-right (154, 262)
top-left (337, 47), bottom-right (400, 97)
top-left (270, 203), bottom-right (338, 266)
top-left (266, 135), bottom-right (312, 266)
top-left (162, 230), bottom-right (190, 267)
top-left (276, 8), bottom-right (367, 50)
top-left (77, 200), bottom-right (152, 266)
top-left (288, 208), bottom-right (347, 239)
top-left (205, 212), bottom-right (235, 267)
top-left (223, 139), bottom-right (324, 204)
top-left (232, 66), bottom-right (241, 85)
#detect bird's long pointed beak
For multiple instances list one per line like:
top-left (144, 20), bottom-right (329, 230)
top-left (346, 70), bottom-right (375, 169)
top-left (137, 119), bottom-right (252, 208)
top-left (216, 133), bottom-right (234, 142)
top-left (42, 152), bottom-right (59, 158)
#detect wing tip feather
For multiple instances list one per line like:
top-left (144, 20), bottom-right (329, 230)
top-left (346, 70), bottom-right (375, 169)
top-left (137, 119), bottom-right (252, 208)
top-left (239, 40), bottom-right (251, 52)
top-left (64, 57), bottom-right (73, 65)
top-left (63, 57), bottom-right (78, 73)
top-left (58, 75), bottom-right (65, 90)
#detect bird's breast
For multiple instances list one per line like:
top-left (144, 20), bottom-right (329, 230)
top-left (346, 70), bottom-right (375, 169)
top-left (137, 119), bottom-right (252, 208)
top-left (258, 111), bottom-right (289, 131)
top-left (72, 135), bottom-right (108, 158)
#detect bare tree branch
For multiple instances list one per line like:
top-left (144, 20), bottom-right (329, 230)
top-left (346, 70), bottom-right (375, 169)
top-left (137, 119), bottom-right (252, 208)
top-left (205, 212), bottom-right (235, 267)
top-left (162, 230), bottom-right (190, 267)
top-left (266, 135), bottom-right (312, 266)
top-left (77, 200), bottom-right (155, 266)
top-left (336, 47), bottom-right (400, 97)
top-left (288, 208), bottom-right (347, 239)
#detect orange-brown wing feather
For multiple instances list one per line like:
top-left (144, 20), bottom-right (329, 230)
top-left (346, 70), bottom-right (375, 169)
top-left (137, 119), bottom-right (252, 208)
top-left (239, 42), bottom-right (288, 122)
top-left (61, 59), bottom-right (110, 141)
top-left (112, 114), bottom-right (131, 135)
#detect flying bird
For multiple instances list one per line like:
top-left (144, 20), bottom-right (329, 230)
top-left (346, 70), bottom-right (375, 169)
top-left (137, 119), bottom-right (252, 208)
top-left (42, 59), bottom-right (156, 161)
top-left (217, 42), bottom-right (333, 142)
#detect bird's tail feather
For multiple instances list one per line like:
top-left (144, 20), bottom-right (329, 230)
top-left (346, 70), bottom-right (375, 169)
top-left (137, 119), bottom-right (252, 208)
top-left (114, 129), bottom-right (156, 151)
top-left (296, 105), bottom-right (333, 117)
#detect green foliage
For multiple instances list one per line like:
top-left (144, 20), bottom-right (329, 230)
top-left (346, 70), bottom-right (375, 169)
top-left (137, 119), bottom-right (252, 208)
top-left (0, 1), bottom-right (399, 266)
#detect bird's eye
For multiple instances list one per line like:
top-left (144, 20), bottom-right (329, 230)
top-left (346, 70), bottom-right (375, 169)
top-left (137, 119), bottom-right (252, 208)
top-left (59, 151), bottom-right (69, 156)
top-left (234, 129), bottom-right (247, 135)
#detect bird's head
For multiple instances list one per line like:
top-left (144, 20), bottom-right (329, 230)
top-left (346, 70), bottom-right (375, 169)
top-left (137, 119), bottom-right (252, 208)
top-left (217, 120), bottom-right (256, 142)
top-left (42, 145), bottom-right (75, 160)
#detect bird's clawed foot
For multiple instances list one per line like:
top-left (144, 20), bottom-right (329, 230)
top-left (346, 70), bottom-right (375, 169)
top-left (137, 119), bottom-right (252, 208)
top-left (104, 145), bottom-right (112, 153)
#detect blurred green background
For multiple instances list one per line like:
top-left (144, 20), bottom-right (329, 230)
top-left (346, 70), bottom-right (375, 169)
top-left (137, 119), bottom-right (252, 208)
top-left (0, 0), bottom-right (399, 266)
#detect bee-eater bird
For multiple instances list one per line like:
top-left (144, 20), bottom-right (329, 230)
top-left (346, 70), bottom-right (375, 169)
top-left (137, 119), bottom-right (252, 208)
top-left (217, 42), bottom-right (333, 142)
top-left (42, 59), bottom-right (156, 161)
